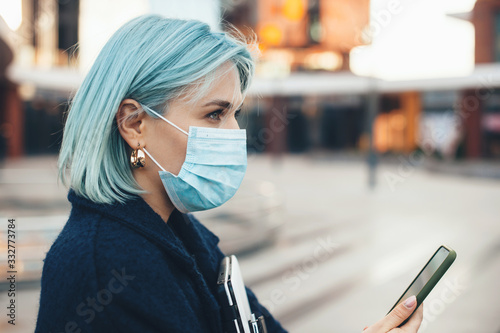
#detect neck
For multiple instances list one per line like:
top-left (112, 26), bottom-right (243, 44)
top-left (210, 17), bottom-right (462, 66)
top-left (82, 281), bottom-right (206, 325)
top-left (133, 169), bottom-right (175, 223)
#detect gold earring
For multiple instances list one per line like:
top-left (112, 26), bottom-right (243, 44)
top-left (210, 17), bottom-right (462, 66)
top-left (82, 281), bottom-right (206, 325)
top-left (130, 143), bottom-right (146, 168)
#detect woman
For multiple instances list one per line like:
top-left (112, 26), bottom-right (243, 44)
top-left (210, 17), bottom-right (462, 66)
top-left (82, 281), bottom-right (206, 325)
top-left (35, 15), bottom-right (423, 333)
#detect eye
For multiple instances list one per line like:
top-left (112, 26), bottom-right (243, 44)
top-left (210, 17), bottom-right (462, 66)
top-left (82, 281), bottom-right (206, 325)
top-left (207, 109), bottom-right (223, 121)
top-left (234, 109), bottom-right (242, 119)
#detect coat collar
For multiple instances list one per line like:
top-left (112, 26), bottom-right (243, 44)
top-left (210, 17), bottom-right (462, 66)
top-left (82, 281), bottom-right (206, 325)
top-left (68, 189), bottom-right (190, 262)
top-left (67, 189), bottom-right (220, 264)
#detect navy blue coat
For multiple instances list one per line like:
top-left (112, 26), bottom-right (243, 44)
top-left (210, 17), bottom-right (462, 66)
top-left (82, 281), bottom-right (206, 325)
top-left (35, 189), bottom-right (288, 333)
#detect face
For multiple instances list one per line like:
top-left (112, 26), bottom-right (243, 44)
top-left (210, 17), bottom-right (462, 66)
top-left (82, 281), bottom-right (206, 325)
top-left (116, 62), bottom-right (245, 215)
top-left (139, 62), bottom-right (244, 176)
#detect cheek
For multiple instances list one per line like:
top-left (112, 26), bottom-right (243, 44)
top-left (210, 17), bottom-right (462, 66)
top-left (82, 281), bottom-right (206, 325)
top-left (147, 127), bottom-right (188, 176)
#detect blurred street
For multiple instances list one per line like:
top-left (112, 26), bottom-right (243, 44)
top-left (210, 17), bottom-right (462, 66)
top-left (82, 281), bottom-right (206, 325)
top-left (1, 154), bottom-right (499, 332)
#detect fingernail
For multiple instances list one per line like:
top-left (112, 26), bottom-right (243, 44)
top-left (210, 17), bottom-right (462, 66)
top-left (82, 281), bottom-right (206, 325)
top-left (404, 295), bottom-right (416, 309)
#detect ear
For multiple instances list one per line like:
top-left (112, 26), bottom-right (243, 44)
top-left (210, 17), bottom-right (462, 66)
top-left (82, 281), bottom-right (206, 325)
top-left (116, 99), bottom-right (148, 149)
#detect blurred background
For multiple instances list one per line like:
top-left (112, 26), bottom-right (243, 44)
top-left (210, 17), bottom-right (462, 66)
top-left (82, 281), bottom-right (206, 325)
top-left (0, 0), bottom-right (499, 332)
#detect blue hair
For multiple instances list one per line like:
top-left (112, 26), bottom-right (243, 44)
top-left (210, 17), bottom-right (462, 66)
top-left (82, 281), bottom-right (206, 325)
top-left (58, 14), bottom-right (256, 204)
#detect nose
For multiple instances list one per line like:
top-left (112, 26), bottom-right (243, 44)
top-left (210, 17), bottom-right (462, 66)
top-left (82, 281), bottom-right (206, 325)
top-left (223, 116), bottom-right (240, 130)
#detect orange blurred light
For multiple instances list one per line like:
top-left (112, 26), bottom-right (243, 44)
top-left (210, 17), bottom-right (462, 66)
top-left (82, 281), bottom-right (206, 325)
top-left (389, 112), bottom-right (407, 131)
top-left (259, 23), bottom-right (283, 46)
top-left (282, 0), bottom-right (305, 21)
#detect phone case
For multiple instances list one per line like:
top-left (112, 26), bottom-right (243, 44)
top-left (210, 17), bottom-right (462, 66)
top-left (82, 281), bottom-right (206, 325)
top-left (388, 245), bottom-right (457, 326)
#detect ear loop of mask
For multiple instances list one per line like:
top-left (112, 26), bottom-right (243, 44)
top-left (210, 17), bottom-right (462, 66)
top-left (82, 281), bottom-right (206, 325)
top-left (140, 104), bottom-right (189, 172)
top-left (142, 147), bottom-right (166, 172)
top-left (142, 105), bottom-right (189, 136)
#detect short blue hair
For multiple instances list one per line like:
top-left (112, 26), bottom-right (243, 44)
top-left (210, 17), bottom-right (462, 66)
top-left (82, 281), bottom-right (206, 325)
top-left (58, 14), bottom-right (256, 204)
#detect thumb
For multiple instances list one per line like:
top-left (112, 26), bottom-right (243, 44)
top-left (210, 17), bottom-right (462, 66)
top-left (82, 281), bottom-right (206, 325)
top-left (381, 296), bottom-right (417, 331)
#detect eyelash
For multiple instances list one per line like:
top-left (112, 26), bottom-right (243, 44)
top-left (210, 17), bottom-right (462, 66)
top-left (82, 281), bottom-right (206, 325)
top-left (207, 109), bottom-right (242, 121)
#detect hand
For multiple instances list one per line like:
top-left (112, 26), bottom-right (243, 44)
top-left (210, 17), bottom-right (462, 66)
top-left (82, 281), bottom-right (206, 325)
top-left (362, 296), bottom-right (424, 333)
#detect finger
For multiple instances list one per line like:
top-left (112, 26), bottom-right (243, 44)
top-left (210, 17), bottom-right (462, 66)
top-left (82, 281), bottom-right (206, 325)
top-left (363, 326), bottom-right (369, 331)
top-left (401, 302), bottom-right (424, 332)
top-left (379, 295), bottom-right (417, 331)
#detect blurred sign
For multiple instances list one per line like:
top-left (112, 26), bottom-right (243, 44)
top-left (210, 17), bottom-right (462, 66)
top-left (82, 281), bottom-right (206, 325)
top-left (483, 114), bottom-right (500, 132)
top-left (257, 0), bottom-right (369, 51)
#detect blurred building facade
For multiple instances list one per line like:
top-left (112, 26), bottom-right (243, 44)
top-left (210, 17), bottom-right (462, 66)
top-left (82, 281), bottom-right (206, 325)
top-left (225, 0), bottom-right (427, 156)
top-left (224, 0), bottom-right (374, 154)
top-left (462, 0), bottom-right (500, 159)
top-left (2, 0), bottom-right (500, 160)
top-left (0, 17), bottom-right (22, 159)
top-left (224, 0), bottom-right (500, 160)
top-left (225, 0), bottom-right (369, 73)
top-left (1, 0), bottom-right (220, 158)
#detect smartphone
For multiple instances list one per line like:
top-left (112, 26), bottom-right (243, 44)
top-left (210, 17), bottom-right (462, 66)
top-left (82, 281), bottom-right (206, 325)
top-left (387, 245), bottom-right (457, 326)
top-left (216, 255), bottom-right (267, 333)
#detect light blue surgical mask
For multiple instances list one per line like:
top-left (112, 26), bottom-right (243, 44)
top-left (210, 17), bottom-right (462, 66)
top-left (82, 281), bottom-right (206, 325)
top-left (142, 107), bottom-right (247, 213)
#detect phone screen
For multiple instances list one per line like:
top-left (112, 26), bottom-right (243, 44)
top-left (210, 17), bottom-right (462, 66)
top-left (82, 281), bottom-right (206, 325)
top-left (392, 246), bottom-right (450, 308)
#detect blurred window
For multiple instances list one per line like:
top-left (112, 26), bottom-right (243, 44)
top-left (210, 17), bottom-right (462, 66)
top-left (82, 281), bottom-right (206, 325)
top-left (58, 0), bottom-right (79, 55)
top-left (495, 12), bottom-right (500, 62)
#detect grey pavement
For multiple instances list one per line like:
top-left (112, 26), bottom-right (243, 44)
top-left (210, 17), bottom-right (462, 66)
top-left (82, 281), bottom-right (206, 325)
top-left (1, 154), bottom-right (500, 332)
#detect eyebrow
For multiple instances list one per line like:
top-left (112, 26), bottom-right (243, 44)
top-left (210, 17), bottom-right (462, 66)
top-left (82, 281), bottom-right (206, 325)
top-left (202, 99), bottom-right (232, 109)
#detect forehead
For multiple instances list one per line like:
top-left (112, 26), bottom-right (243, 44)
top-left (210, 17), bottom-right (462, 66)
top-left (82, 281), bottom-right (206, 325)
top-left (197, 62), bottom-right (243, 108)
